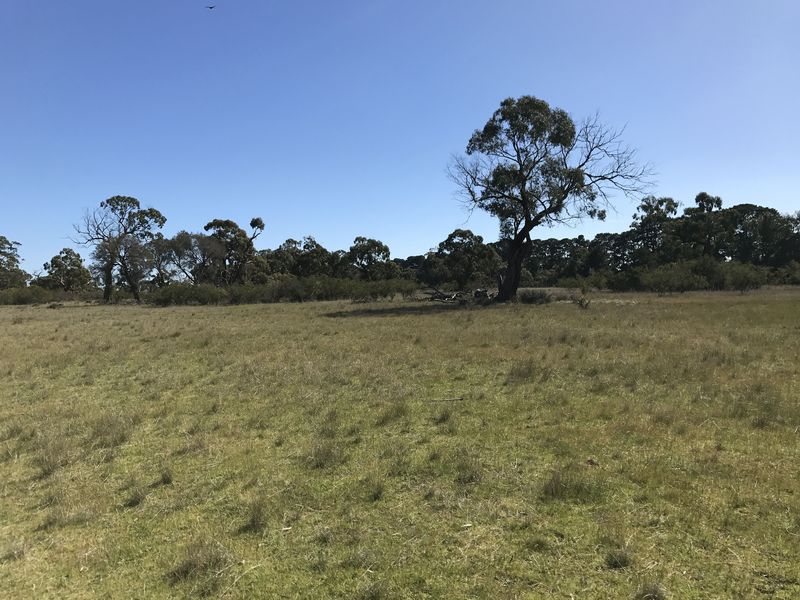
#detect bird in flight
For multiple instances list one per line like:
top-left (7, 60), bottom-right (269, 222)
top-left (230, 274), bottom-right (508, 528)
top-left (206, 5), bottom-right (216, 9)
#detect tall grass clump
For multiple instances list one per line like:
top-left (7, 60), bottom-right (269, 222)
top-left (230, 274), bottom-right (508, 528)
top-left (633, 581), bottom-right (667, 600)
top-left (31, 434), bottom-right (70, 478)
top-left (239, 495), bottom-right (269, 533)
top-left (167, 539), bottom-right (234, 595)
top-left (541, 464), bottom-right (603, 503)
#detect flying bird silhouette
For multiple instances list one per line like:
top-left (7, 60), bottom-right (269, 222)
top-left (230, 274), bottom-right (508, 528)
top-left (206, 5), bottom-right (216, 9)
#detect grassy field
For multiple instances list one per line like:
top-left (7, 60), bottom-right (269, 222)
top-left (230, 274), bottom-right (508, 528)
top-left (1, 290), bottom-right (799, 599)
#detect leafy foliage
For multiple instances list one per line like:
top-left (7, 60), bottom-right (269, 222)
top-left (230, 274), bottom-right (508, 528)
top-left (0, 236), bottom-right (29, 289)
top-left (35, 248), bottom-right (92, 291)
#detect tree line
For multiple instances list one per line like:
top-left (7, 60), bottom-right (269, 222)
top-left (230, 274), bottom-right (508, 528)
top-left (1, 95), bottom-right (798, 304)
top-left (517, 194), bottom-right (800, 292)
top-left (1, 191), bottom-right (798, 305)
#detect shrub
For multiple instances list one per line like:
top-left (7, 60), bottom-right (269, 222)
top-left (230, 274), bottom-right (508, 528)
top-left (150, 277), bottom-right (419, 306)
top-left (692, 255), bottom-right (726, 290)
top-left (148, 283), bottom-right (228, 306)
top-left (0, 286), bottom-right (53, 305)
top-left (773, 261), bottom-right (800, 285)
top-left (723, 262), bottom-right (764, 293)
top-left (641, 263), bottom-right (708, 294)
top-left (517, 289), bottom-right (553, 304)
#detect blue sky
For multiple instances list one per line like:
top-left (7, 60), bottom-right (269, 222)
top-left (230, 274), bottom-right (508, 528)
top-left (2, 0), bottom-right (798, 273)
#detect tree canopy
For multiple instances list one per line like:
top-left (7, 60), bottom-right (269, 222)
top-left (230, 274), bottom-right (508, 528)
top-left (0, 235), bottom-right (29, 289)
top-left (36, 248), bottom-right (92, 291)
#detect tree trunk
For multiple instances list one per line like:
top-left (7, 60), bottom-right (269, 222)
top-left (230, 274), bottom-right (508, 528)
top-left (102, 264), bottom-right (113, 303)
top-left (495, 233), bottom-right (530, 302)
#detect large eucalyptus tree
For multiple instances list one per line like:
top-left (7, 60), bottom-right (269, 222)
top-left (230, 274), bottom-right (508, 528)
top-left (450, 96), bottom-right (650, 301)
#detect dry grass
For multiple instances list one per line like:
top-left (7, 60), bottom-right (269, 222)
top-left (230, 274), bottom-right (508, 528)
top-left (1, 289), bottom-right (799, 598)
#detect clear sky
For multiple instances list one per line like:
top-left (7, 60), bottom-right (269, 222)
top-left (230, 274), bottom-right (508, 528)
top-left (2, 0), bottom-right (798, 273)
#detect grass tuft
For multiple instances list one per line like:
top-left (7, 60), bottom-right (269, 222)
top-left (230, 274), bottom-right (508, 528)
top-left (541, 464), bottom-right (603, 503)
top-left (31, 435), bottom-right (70, 478)
top-left (361, 474), bottom-right (385, 502)
top-left (88, 412), bottom-right (137, 449)
top-left (167, 539), bottom-right (234, 596)
top-left (633, 581), bottom-right (666, 600)
top-left (453, 452), bottom-right (482, 486)
top-left (239, 495), bottom-right (268, 533)
top-left (0, 540), bottom-right (28, 563)
top-left (524, 535), bottom-right (550, 553)
top-left (375, 401), bottom-right (408, 427)
top-left (605, 547), bottom-right (633, 569)
top-left (156, 463), bottom-right (173, 486)
top-left (306, 442), bottom-right (343, 469)
top-left (354, 580), bottom-right (388, 600)
top-left (123, 483), bottom-right (147, 508)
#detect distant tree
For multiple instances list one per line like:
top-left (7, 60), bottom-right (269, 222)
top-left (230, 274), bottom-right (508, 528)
top-left (418, 253), bottom-right (450, 288)
top-left (630, 196), bottom-right (679, 267)
top-left (116, 236), bottom-right (155, 298)
top-left (690, 191), bottom-right (723, 214)
top-left (147, 234), bottom-right (175, 288)
top-left (74, 196), bottom-right (166, 302)
top-left (328, 249), bottom-right (352, 278)
top-left (294, 237), bottom-right (332, 278)
top-left (261, 237), bottom-right (332, 278)
top-left (203, 218), bottom-right (264, 285)
top-left (394, 254), bottom-right (426, 272)
top-left (165, 231), bottom-right (225, 284)
top-left (37, 248), bottom-right (92, 291)
top-left (680, 192), bottom-right (724, 259)
top-left (0, 235), bottom-right (29, 289)
top-left (347, 236), bottom-right (394, 280)
top-left (266, 238), bottom-right (301, 275)
top-left (450, 95), bottom-right (649, 301)
top-left (423, 229), bottom-right (502, 289)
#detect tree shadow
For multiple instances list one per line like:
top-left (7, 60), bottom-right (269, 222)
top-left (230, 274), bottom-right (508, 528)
top-left (323, 303), bottom-right (470, 319)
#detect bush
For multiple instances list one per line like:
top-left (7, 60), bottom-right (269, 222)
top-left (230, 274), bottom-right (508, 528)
top-left (605, 269), bottom-right (643, 292)
top-left (0, 286), bottom-right (101, 305)
top-left (641, 263), bottom-right (708, 294)
top-left (148, 284), bottom-right (229, 306)
top-left (517, 289), bottom-right (553, 304)
top-left (774, 261), bottom-right (800, 285)
top-left (0, 286), bottom-right (57, 305)
top-left (691, 255), bottom-right (726, 290)
top-left (146, 277), bottom-right (418, 306)
top-left (723, 262), bottom-right (764, 293)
